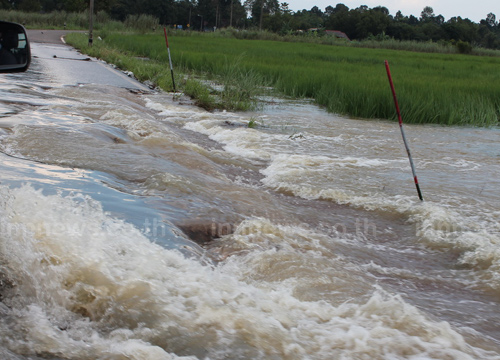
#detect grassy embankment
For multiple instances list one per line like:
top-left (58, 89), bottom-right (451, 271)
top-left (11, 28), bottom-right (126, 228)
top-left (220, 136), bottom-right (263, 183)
top-left (66, 31), bottom-right (500, 126)
top-left (66, 32), bottom-right (267, 112)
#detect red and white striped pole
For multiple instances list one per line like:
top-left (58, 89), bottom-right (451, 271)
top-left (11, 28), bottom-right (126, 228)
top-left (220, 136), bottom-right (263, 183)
top-left (163, 27), bottom-right (176, 92)
top-left (385, 60), bottom-right (423, 201)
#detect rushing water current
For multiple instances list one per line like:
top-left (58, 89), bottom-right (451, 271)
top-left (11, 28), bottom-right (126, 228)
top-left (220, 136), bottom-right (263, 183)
top-left (0, 44), bottom-right (499, 360)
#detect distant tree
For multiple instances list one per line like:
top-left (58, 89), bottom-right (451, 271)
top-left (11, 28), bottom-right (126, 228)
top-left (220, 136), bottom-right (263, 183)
top-left (325, 5), bottom-right (334, 16)
top-left (196, 0), bottom-right (217, 29)
top-left (226, 0), bottom-right (246, 28)
top-left (420, 6), bottom-right (434, 22)
top-left (310, 5), bottom-right (322, 17)
top-left (245, 0), bottom-right (279, 29)
top-left (216, 0), bottom-right (246, 28)
top-left (66, 0), bottom-right (88, 12)
top-left (434, 15), bottom-right (445, 25)
top-left (280, 2), bottom-right (291, 14)
top-left (307, 5), bottom-right (325, 28)
top-left (290, 8), bottom-right (322, 30)
top-left (39, 0), bottom-right (57, 11)
top-left (174, 0), bottom-right (195, 28)
top-left (356, 7), bottom-right (391, 38)
top-left (97, 0), bottom-right (118, 13)
top-left (0, 0), bottom-right (10, 9)
top-left (419, 22), bottom-right (443, 41)
top-left (442, 17), bottom-right (479, 43)
top-left (332, 3), bottom-right (349, 14)
top-left (111, 0), bottom-right (142, 21)
top-left (17, 0), bottom-right (41, 11)
top-left (407, 15), bottom-right (419, 25)
top-left (387, 22), bottom-right (417, 40)
top-left (267, 2), bottom-right (293, 33)
top-left (357, 5), bottom-right (368, 13)
top-left (373, 6), bottom-right (389, 16)
top-left (485, 12), bottom-right (497, 27)
top-left (394, 10), bottom-right (404, 21)
top-left (145, 0), bottom-right (176, 25)
top-left (324, 3), bottom-right (349, 31)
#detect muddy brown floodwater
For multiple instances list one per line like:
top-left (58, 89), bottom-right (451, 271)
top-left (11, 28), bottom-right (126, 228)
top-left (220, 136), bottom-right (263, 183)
top-left (0, 38), bottom-right (499, 359)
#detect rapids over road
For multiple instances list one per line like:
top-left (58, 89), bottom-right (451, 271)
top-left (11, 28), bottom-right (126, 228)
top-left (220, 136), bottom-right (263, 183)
top-left (0, 32), bottom-right (499, 359)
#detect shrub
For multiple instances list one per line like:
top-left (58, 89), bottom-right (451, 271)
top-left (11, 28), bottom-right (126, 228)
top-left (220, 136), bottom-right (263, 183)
top-left (456, 41), bottom-right (472, 54)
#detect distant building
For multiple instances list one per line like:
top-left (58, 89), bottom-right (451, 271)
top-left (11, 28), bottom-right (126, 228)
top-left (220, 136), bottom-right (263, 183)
top-left (325, 30), bottom-right (350, 41)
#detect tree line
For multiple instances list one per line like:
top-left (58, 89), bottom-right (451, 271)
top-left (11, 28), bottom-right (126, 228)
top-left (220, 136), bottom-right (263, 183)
top-left (3, 0), bottom-right (500, 49)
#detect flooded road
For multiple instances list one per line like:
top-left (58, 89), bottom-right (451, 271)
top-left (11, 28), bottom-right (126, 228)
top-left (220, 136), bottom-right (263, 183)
top-left (0, 39), bottom-right (499, 359)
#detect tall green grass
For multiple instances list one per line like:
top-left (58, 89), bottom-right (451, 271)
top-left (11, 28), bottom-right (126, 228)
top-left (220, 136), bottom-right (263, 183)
top-left (152, 28), bottom-right (500, 57)
top-left (0, 9), bottom-right (99, 29)
top-left (0, 10), bottom-right (158, 32)
top-left (65, 32), bottom-right (261, 111)
top-left (69, 31), bottom-right (500, 126)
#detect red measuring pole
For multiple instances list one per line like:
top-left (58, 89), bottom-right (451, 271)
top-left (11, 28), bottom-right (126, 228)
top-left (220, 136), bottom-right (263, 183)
top-left (163, 27), bottom-right (176, 92)
top-left (385, 60), bottom-right (423, 201)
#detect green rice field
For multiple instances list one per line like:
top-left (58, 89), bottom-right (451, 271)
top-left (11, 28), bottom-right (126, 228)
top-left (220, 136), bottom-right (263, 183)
top-left (67, 32), bottom-right (500, 126)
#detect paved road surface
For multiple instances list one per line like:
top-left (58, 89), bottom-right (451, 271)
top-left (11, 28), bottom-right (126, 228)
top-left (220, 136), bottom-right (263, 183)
top-left (26, 29), bottom-right (151, 91)
top-left (27, 29), bottom-right (83, 44)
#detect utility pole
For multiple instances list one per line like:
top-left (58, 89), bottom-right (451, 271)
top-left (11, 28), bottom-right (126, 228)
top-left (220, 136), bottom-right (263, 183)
top-left (216, 3), bottom-right (219, 29)
top-left (259, 0), bottom-right (265, 30)
top-left (88, 0), bottom-right (94, 46)
top-left (230, 0), bottom-right (233, 27)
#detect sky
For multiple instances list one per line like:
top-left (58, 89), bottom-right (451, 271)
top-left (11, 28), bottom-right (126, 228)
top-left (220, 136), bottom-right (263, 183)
top-left (284, 0), bottom-right (498, 23)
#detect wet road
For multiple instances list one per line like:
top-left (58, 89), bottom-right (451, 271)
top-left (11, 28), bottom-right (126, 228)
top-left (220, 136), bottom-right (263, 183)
top-left (26, 29), bottom-right (75, 44)
top-left (27, 29), bottom-right (150, 91)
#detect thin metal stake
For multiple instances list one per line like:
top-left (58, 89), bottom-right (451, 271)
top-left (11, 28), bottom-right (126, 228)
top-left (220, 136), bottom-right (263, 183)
top-left (88, 0), bottom-right (94, 46)
top-left (385, 60), bottom-right (423, 201)
top-left (163, 27), bottom-right (176, 92)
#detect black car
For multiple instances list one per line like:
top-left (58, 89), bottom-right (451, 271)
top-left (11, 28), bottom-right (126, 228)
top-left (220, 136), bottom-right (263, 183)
top-left (0, 20), bottom-right (30, 73)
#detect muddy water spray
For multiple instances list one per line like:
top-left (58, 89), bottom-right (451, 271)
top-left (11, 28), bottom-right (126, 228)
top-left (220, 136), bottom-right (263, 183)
top-left (0, 51), bottom-right (499, 359)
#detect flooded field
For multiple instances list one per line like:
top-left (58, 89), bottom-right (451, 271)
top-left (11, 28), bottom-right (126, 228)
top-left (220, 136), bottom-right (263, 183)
top-left (0, 43), bottom-right (499, 359)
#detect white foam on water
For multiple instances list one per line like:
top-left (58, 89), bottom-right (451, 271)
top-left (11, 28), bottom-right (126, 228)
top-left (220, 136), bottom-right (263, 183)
top-left (184, 119), bottom-right (279, 161)
top-left (152, 99), bottom-right (500, 299)
top-left (0, 185), bottom-right (498, 359)
top-left (261, 153), bottom-right (500, 294)
top-left (182, 119), bottom-right (394, 166)
top-left (144, 97), bottom-right (206, 124)
top-left (420, 157), bottom-right (482, 172)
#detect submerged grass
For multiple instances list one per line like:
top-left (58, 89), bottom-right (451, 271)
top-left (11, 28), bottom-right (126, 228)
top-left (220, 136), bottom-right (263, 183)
top-left (67, 31), bottom-right (500, 126)
top-left (66, 32), bottom-right (262, 111)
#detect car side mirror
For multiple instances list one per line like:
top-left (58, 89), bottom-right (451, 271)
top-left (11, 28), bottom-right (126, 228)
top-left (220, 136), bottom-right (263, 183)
top-left (0, 21), bottom-right (31, 73)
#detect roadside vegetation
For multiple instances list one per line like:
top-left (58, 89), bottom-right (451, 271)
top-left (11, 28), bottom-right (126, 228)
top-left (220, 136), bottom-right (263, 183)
top-left (65, 31), bottom-right (266, 111)
top-left (0, 9), bottom-right (159, 33)
top-left (66, 30), bottom-right (500, 126)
